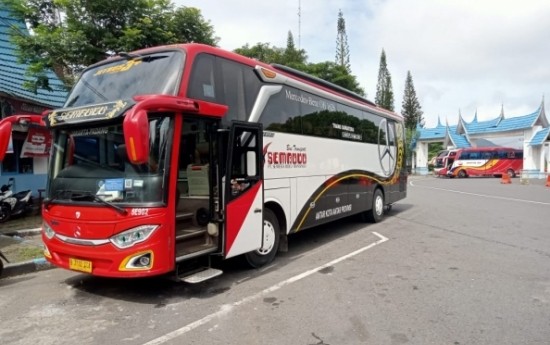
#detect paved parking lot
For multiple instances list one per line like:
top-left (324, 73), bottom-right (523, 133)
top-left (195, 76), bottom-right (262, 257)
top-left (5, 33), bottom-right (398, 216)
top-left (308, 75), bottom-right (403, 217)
top-left (1, 175), bottom-right (549, 345)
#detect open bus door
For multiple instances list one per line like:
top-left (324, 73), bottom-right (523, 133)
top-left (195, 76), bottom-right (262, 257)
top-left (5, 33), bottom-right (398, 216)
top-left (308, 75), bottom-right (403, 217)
top-left (223, 121), bottom-right (264, 261)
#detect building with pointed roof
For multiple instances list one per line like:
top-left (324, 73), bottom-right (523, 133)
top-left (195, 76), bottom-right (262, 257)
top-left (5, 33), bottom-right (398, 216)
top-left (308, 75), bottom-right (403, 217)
top-left (0, 6), bottom-right (68, 195)
top-left (412, 100), bottom-right (550, 178)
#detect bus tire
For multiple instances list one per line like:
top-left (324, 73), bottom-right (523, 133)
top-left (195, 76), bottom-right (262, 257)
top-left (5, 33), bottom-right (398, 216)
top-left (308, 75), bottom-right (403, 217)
top-left (507, 169), bottom-right (515, 178)
top-left (364, 188), bottom-right (384, 223)
top-left (245, 208), bottom-right (280, 268)
top-left (458, 170), bottom-right (468, 178)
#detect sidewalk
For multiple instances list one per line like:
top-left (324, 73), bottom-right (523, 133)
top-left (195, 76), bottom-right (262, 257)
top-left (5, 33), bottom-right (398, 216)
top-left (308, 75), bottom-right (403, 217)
top-left (0, 215), bottom-right (53, 278)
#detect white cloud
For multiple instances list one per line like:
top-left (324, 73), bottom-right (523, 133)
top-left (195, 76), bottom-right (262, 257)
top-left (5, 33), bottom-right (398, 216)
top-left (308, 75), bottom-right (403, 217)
top-left (175, 0), bottom-right (549, 127)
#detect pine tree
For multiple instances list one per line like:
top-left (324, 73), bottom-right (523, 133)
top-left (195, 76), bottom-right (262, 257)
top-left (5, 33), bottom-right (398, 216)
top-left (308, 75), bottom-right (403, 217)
top-left (401, 71), bottom-right (424, 130)
top-left (375, 49), bottom-right (394, 111)
top-left (283, 31), bottom-right (307, 65)
top-left (335, 9), bottom-right (351, 72)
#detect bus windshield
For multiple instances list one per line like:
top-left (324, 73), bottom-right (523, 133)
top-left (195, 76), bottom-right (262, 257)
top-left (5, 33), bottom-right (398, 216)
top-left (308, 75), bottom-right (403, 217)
top-left (48, 117), bottom-right (172, 205)
top-left (64, 51), bottom-right (184, 108)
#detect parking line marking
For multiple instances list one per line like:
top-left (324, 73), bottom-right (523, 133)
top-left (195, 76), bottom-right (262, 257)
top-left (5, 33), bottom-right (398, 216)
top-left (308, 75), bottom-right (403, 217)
top-left (142, 232), bottom-right (389, 345)
top-left (410, 181), bottom-right (550, 206)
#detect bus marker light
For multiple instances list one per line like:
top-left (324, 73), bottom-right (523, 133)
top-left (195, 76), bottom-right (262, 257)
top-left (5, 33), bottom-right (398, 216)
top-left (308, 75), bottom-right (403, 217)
top-left (260, 68), bottom-right (277, 79)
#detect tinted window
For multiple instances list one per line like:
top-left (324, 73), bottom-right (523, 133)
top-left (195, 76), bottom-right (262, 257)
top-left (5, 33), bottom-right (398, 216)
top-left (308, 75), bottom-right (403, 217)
top-left (189, 54), bottom-right (263, 126)
top-left (65, 51), bottom-right (184, 107)
top-left (260, 87), bottom-right (302, 134)
top-left (188, 54), bottom-right (217, 101)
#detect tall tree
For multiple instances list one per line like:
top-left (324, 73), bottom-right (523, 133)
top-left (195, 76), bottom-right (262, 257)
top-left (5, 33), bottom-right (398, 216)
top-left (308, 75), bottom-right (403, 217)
top-left (301, 62), bottom-right (364, 96)
top-left (335, 9), bottom-right (350, 72)
top-left (375, 49), bottom-right (394, 111)
top-left (235, 41), bottom-right (364, 96)
top-left (401, 71), bottom-right (424, 130)
top-left (283, 31), bottom-right (307, 67)
top-left (3, 0), bottom-right (218, 91)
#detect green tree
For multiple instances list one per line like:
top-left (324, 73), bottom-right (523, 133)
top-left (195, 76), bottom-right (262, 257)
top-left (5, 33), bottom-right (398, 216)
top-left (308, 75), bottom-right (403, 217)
top-left (301, 62), bottom-right (364, 96)
top-left (335, 9), bottom-right (350, 72)
top-left (234, 42), bottom-right (286, 64)
top-left (283, 31), bottom-right (307, 67)
top-left (401, 71), bottom-right (424, 130)
top-left (375, 49), bottom-right (394, 111)
top-left (235, 41), bottom-right (364, 96)
top-left (2, 0), bottom-right (218, 91)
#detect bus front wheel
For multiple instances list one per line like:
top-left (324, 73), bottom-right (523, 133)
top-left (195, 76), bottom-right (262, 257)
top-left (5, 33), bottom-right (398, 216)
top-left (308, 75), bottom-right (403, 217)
top-left (245, 208), bottom-right (280, 268)
top-left (363, 188), bottom-right (384, 223)
top-left (458, 170), bottom-right (468, 178)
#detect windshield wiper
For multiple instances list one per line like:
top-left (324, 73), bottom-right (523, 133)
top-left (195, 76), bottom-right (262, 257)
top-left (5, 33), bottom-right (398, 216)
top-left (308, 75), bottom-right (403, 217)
top-left (43, 190), bottom-right (72, 209)
top-left (71, 191), bottom-right (128, 216)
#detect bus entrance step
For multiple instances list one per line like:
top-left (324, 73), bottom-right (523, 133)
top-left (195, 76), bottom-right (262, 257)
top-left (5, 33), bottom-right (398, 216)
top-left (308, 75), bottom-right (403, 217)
top-left (179, 267), bottom-right (223, 284)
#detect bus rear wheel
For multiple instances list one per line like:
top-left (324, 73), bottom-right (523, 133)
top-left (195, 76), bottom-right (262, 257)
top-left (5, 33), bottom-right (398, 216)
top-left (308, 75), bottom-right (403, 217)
top-left (507, 169), bottom-right (515, 178)
top-left (245, 208), bottom-right (280, 268)
top-left (362, 188), bottom-right (384, 223)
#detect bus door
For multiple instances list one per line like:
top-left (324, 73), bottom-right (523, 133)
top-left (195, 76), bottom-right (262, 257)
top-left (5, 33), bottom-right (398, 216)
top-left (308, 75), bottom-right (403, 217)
top-left (174, 118), bottom-right (219, 260)
top-left (223, 122), bottom-right (264, 259)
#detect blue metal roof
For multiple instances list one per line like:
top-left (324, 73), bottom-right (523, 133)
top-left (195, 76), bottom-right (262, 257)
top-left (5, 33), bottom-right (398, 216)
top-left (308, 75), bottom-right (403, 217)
top-left (465, 108), bottom-right (540, 134)
top-left (417, 123), bottom-right (447, 140)
top-left (528, 127), bottom-right (550, 146)
top-left (448, 126), bottom-right (471, 148)
top-left (0, 8), bottom-right (67, 108)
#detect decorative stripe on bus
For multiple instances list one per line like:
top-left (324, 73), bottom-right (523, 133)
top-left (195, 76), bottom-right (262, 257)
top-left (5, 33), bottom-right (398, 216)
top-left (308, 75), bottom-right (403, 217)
top-left (291, 170), bottom-right (398, 232)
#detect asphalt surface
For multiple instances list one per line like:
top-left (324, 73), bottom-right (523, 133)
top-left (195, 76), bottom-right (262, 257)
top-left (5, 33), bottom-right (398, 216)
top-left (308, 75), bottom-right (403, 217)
top-left (1, 174), bottom-right (549, 345)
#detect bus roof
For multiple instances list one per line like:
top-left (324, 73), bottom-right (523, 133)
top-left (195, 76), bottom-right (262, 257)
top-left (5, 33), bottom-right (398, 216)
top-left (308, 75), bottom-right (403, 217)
top-left (105, 43), bottom-right (403, 122)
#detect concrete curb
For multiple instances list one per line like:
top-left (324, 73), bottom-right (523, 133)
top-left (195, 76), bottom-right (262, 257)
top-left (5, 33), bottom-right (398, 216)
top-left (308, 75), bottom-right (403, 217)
top-left (3, 257), bottom-right (54, 278)
top-left (1, 227), bottom-right (55, 279)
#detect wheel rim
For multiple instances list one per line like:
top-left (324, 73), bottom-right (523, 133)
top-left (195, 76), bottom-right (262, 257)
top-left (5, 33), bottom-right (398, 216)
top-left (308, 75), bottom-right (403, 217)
top-left (375, 195), bottom-right (384, 216)
top-left (257, 219), bottom-right (276, 255)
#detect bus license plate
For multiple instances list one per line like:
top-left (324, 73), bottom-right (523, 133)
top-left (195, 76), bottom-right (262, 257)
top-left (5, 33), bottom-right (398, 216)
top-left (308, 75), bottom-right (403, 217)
top-left (69, 258), bottom-right (92, 273)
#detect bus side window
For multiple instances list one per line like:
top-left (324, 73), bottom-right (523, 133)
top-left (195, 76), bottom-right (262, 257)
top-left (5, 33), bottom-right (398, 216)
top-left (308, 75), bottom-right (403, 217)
top-left (189, 54), bottom-right (216, 101)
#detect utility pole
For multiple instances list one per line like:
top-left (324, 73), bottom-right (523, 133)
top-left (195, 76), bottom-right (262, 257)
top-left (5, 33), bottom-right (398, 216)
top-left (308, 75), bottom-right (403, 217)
top-left (298, 0), bottom-right (301, 49)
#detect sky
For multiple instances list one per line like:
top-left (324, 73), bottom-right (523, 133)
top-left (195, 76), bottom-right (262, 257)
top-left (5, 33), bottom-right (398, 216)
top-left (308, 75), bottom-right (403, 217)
top-left (175, 0), bottom-right (550, 128)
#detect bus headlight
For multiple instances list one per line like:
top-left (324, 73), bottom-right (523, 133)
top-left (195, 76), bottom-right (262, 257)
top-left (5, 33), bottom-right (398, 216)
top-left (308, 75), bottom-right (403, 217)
top-left (110, 225), bottom-right (158, 249)
top-left (43, 222), bottom-right (55, 239)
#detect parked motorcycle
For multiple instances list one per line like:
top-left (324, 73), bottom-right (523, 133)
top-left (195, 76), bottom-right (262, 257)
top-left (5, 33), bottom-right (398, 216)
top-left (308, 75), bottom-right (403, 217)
top-left (0, 184), bottom-right (34, 223)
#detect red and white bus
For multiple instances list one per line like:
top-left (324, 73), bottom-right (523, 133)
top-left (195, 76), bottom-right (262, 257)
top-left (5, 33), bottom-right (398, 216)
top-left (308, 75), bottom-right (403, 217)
top-left (446, 147), bottom-right (523, 178)
top-left (0, 44), bottom-right (407, 282)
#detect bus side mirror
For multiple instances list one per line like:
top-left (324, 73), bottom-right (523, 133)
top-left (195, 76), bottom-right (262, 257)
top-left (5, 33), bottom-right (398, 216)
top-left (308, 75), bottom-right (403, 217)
top-left (0, 121), bottom-right (13, 162)
top-left (123, 108), bottom-right (150, 164)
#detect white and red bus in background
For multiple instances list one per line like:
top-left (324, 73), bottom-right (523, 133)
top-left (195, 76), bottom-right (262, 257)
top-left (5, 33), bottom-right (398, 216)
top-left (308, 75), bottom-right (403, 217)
top-left (433, 149), bottom-right (458, 177)
top-left (446, 147), bottom-right (523, 178)
top-left (0, 44), bottom-right (407, 282)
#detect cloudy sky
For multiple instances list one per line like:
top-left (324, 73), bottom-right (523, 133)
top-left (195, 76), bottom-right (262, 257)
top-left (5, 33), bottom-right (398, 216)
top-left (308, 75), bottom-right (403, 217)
top-left (176, 0), bottom-right (550, 127)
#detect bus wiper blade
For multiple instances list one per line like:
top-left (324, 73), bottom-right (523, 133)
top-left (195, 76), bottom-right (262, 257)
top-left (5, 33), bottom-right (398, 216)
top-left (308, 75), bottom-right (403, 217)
top-left (118, 52), bottom-right (168, 63)
top-left (71, 192), bottom-right (128, 216)
top-left (43, 190), bottom-right (72, 209)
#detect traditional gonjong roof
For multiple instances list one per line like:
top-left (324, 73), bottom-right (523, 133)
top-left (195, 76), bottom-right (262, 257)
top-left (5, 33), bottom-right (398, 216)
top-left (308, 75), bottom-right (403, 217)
top-left (416, 100), bottom-right (549, 148)
top-left (447, 125), bottom-right (470, 148)
top-left (416, 116), bottom-right (446, 140)
top-left (528, 127), bottom-right (550, 146)
top-left (0, 7), bottom-right (67, 108)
